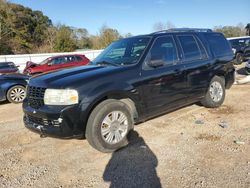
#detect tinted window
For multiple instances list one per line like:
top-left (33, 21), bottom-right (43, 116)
top-left (206, 33), bottom-right (232, 57)
top-left (75, 56), bottom-right (83, 62)
top-left (0, 62), bottom-right (15, 69)
top-left (245, 39), bottom-right (250, 46)
top-left (178, 35), bottom-right (201, 61)
top-left (51, 57), bottom-right (66, 65)
top-left (147, 36), bottom-right (178, 65)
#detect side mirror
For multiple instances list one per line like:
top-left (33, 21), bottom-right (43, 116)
top-left (47, 62), bottom-right (52, 66)
top-left (148, 59), bottom-right (164, 68)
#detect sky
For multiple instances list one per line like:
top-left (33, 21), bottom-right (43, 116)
top-left (10, 0), bottom-right (250, 35)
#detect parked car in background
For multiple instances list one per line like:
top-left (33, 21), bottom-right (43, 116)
top-left (23, 54), bottom-right (90, 75)
top-left (0, 62), bottom-right (19, 74)
top-left (227, 36), bottom-right (250, 64)
top-left (0, 73), bottom-right (29, 103)
top-left (23, 28), bottom-right (235, 152)
top-left (243, 46), bottom-right (250, 62)
top-left (245, 60), bottom-right (250, 75)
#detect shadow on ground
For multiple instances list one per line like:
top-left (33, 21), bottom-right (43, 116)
top-left (103, 130), bottom-right (162, 188)
top-left (0, 101), bottom-right (9, 105)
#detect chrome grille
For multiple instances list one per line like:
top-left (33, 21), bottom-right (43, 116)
top-left (27, 86), bottom-right (46, 109)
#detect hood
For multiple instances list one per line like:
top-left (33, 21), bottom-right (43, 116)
top-left (0, 68), bottom-right (18, 74)
top-left (29, 65), bottom-right (130, 88)
top-left (0, 73), bottom-right (30, 80)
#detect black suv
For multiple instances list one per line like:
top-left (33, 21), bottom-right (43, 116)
top-left (23, 29), bottom-right (235, 152)
top-left (227, 36), bottom-right (250, 64)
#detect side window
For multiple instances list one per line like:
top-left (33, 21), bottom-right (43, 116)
top-left (147, 36), bottom-right (178, 66)
top-left (75, 56), bottom-right (83, 62)
top-left (205, 33), bottom-right (232, 57)
top-left (245, 39), bottom-right (250, 46)
top-left (177, 35), bottom-right (201, 61)
top-left (51, 57), bottom-right (68, 65)
top-left (66, 56), bottom-right (75, 63)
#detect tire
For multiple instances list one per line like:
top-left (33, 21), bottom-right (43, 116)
top-left (85, 99), bottom-right (134, 153)
top-left (235, 53), bottom-right (244, 65)
top-left (246, 68), bottom-right (250, 75)
top-left (6, 85), bottom-right (26, 104)
top-left (201, 76), bottom-right (225, 108)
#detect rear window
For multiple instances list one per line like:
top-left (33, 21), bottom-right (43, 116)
top-left (206, 33), bottom-right (232, 57)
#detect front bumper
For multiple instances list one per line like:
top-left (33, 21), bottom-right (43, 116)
top-left (23, 101), bottom-right (85, 138)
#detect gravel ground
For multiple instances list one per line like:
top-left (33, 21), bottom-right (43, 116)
top-left (0, 84), bottom-right (250, 188)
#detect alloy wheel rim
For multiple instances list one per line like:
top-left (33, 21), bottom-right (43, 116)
top-left (209, 81), bottom-right (223, 102)
top-left (10, 87), bottom-right (26, 102)
top-left (101, 111), bottom-right (128, 144)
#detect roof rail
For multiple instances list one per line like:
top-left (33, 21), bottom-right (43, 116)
top-left (151, 28), bottom-right (213, 34)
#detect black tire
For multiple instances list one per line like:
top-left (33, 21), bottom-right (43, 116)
top-left (246, 68), bottom-right (250, 75)
top-left (201, 76), bottom-right (225, 108)
top-left (85, 99), bottom-right (134, 153)
top-left (235, 53), bottom-right (244, 65)
top-left (6, 85), bottom-right (26, 104)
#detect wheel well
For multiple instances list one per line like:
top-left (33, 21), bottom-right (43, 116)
top-left (214, 75), bottom-right (225, 85)
top-left (86, 95), bottom-right (139, 125)
top-left (6, 84), bottom-right (26, 95)
top-left (236, 51), bottom-right (243, 54)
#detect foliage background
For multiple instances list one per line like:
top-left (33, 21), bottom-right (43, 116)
top-left (0, 0), bottom-right (249, 55)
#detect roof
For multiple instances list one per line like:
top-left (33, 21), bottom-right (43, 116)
top-left (151, 28), bottom-right (213, 35)
top-left (227, 36), bottom-right (250, 40)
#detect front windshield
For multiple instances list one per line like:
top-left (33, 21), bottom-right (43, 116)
top-left (91, 37), bottom-right (151, 66)
top-left (40, 58), bottom-right (50, 65)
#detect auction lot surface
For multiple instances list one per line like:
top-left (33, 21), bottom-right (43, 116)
top-left (0, 85), bottom-right (249, 188)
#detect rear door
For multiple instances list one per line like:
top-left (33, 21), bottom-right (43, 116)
top-left (140, 35), bottom-right (188, 115)
top-left (176, 34), bottom-right (212, 101)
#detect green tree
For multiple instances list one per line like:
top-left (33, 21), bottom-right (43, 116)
top-left (73, 28), bottom-right (92, 49)
top-left (97, 25), bottom-right (121, 49)
top-left (214, 25), bottom-right (245, 38)
top-left (0, 1), bottom-right (51, 54)
top-left (53, 25), bottom-right (77, 52)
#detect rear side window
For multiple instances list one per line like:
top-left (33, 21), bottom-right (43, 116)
top-left (75, 56), bottom-right (83, 62)
top-left (177, 35), bottom-right (201, 61)
top-left (206, 33), bottom-right (232, 57)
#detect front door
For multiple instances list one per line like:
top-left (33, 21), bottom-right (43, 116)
top-left (140, 35), bottom-right (187, 116)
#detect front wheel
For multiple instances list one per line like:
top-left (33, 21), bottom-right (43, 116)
top-left (201, 76), bottom-right (225, 108)
top-left (235, 53), bottom-right (244, 65)
top-left (85, 99), bottom-right (134, 153)
top-left (6, 85), bottom-right (26, 104)
top-left (246, 68), bottom-right (250, 75)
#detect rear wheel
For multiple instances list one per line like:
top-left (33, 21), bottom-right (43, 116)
top-left (7, 85), bottom-right (26, 104)
top-left (85, 99), bottom-right (134, 153)
top-left (201, 76), bottom-right (225, 108)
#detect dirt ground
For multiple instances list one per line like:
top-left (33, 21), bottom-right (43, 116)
top-left (0, 85), bottom-right (250, 187)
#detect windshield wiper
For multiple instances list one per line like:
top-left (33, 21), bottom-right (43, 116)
top-left (95, 61), bottom-right (120, 67)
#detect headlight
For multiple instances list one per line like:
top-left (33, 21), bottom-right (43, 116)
top-left (44, 89), bottom-right (79, 105)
